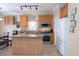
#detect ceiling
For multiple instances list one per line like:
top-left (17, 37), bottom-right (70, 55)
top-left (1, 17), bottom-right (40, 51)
top-left (0, 3), bottom-right (65, 16)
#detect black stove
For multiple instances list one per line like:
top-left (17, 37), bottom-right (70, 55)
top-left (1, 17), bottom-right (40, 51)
top-left (41, 31), bottom-right (50, 41)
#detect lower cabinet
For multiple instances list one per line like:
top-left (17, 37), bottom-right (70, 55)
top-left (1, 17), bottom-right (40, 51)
top-left (12, 37), bottom-right (43, 55)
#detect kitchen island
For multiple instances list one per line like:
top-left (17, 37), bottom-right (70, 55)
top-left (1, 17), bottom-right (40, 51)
top-left (12, 34), bottom-right (43, 55)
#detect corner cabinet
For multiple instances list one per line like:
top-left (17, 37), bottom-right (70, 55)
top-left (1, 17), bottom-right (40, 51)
top-left (4, 16), bottom-right (15, 25)
top-left (20, 16), bottom-right (28, 28)
top-left (60, 4), bottom-right (68, 18)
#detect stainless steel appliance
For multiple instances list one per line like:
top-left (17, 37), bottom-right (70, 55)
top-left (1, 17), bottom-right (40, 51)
top-left (41, 23), bottom-right (50, 28)
top-left (40, 22), bottom-right (50, 41)
top-left (42, 31), bottom-right (50, 41)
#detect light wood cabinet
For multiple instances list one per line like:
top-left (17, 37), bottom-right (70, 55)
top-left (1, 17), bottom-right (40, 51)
top-left (4, 16), bottom-right (15, 25)
top-left (50, 33), bottom-right (54, 45)
top-left (12, 36), bottom-right (43, 55)
top-left (38, 15), bottom-right (53, 28)
top-left (20, 16), bottom-right (28, 28)
top-left (60, 4), bottom-right (68, 18)
top-left (38, 15), bottom-right (53, 22)
top-left (4, 16), bottom-right (9, 25)
top-left (9, 16), bottom-right (15, 24)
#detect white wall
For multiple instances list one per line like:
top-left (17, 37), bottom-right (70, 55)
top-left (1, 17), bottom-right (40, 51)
top-left (0, 20), bottom-right (16, 37)
top-left (66, 3), bottom-right (79, 56)
top-left (0, 15), bottom-right (4, 34)
top-left (3, 25), bottom-right (16, 36)
top-left (0, 21), bottom-right (4, 34)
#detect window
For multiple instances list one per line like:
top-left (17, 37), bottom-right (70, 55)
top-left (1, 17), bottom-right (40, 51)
top-left (28, 21), bottom-right (38, 31)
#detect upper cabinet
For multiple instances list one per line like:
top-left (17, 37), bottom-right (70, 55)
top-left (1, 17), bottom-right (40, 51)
top-left (38, 15), bottom-right (53, 22)
top-left (20, 16), bottom-right (28, 28)
top-left (60, 4), bottom-right (68, 18)
top-left (4, 16), bottom-right (15, 25)
top-left (38, 15), bottom-right (53, 28)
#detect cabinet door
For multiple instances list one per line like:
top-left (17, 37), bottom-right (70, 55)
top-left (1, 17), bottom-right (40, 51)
top-left (60, 4), bottom-right (68, 18)
top-left (9, 16), bottom-right (15, 24)
top-left (38, 15), bottom-right (53, 22)
top-left (38, 15), bottom-right (53, 27)
top-left (50, 33), bottom-right (54, 45)
top-left (4, 16), bottom-right (15, 25)
top-left (20, 16), bottom-right (28, 28)
top-left (4, 16), bottom-right (9, 25)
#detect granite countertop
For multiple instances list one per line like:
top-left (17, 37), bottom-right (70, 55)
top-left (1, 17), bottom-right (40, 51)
top-left (12, 34), bottom-right (43, 38)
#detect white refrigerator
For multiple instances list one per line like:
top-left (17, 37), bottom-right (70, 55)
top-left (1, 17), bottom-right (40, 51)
top-left (55, 17), bottom-right (68, 55)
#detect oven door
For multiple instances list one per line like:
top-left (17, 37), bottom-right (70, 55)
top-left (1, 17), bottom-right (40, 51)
top-left (43, 35), bottom-right (50, 41)
top-left (42, 32), bottom-right (50, 41)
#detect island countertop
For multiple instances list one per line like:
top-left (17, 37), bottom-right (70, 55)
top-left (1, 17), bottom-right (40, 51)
top-left (12, 34), bottom-right (43, 38)
top-left (12, 33), bottom-right (43, 55)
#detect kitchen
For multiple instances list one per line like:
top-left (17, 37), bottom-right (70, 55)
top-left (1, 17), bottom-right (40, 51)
top-left (12, 14), bottom-right (53, 55)
top-left (0, 3), bottom-right (68, 56)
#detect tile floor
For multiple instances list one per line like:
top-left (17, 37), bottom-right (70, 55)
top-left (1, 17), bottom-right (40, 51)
top-left (0, 42), bottom-right (61, 56)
